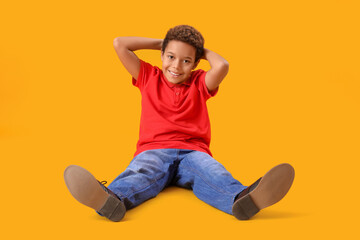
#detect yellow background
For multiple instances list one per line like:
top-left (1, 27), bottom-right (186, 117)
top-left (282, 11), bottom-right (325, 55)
top-left (1, 0), bottom-right (359, 239)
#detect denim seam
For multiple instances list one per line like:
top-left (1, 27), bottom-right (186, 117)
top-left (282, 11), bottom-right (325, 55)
top-left (121, 149), bottom-right (179, 199)
top-left (122, 171), bottom-right (167, 199)
top-left (181, 155), bottom-right (235, 196)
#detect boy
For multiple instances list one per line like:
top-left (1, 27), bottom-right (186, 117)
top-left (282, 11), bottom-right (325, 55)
top-left (64, 25), bottom-right (295, 222)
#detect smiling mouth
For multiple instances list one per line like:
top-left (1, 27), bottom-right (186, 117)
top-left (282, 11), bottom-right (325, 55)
top-left (169, 70), bottom-right (182, 77)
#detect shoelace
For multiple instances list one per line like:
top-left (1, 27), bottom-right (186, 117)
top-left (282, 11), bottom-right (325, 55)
top-left (98, 180), bottom-right (122, 201)
top-left (98, 180), bottom-right (109, 193)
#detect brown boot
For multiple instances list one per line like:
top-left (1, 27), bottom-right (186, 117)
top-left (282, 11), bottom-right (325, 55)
top-left (232, 163), bottom-right (295, 220)
top-left (64, 165), bottom-right (126, 222)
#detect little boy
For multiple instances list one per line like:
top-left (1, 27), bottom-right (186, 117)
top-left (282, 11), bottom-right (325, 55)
top-left (64, 25), bottom-right (295, 221)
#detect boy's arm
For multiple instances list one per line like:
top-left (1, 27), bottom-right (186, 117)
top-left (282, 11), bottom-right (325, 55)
top-left (203, 48), bottom-right (229, 92)
top-left (113, 37), bottom-right (163, 80)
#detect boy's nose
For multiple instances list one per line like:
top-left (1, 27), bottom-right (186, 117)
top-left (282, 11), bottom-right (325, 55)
top-left (172, 60), bottom-right (181, 69)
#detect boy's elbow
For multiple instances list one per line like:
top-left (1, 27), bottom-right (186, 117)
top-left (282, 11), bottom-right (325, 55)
top-left (224, 59), bottom-right (229, 70)
top-left (220, 59), bottom-right (229, 74)
top-left (114, 37), bottom-right (130, 49)
top-left (113, 37), bottom-right (122, 47)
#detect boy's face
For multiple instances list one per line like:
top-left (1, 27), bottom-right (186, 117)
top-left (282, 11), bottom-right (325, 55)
top-left (161, 40), bottom-right (198, 85)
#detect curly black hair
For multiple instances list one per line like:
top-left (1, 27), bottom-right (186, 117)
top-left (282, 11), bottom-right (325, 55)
top-left (162, 25), bottom-right (205, 62)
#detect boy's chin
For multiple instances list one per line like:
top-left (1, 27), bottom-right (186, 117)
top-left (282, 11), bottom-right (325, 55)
top-left (169, 80), bottom-right (186, 85)
top-left (165, 76), bottom-right (186, 85)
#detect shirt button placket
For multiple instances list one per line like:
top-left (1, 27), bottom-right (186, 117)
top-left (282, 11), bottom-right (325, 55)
top-left (174, 88), bottom-right (180, 103)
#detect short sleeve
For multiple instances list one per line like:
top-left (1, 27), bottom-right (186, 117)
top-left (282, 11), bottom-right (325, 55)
top-left (132, 60), bottom-right (158, 90)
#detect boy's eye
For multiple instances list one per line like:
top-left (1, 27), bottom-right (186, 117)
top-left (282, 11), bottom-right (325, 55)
top-left (184, 60), bottom-right (190, 63)
top-left (168, 55), bottom-right (174, 59)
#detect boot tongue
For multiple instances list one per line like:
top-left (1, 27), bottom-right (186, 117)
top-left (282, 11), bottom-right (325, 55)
top-left (235, 177), bottom-right (262, 201)
top-left (249, 177), bottom-right (262, 192)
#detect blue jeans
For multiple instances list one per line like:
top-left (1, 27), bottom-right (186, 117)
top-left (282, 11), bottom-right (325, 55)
top-left (108, 149), bottom-right (246, 215)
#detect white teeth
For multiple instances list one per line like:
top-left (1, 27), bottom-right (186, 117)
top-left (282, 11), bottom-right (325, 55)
top-left (169, 71), bottom-right (180, 76)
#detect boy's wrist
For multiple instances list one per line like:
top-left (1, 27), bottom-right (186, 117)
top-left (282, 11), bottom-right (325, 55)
top-left (117, 37), bottom-right (163, 51)
top-left (158, 39), bottom-right (164, 51)
top-left (139, 38), bottom-right (162, 51)
top-left (201, 48), bottom-right (209, 60)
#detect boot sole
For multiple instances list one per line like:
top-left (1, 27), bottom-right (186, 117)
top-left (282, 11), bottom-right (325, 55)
top-left (233, 163), bottom-right (295, 220)
top-left (64, 165), bottom-right (125, 221)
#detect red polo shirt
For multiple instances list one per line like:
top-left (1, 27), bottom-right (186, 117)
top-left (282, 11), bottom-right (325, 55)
top-left (132, 60), bottom-right (218, 157)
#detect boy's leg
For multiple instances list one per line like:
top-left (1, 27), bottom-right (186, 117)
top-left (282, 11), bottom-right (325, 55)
top-left (107, 149), bottom-right (180, 210)
top-left (174, 150), bottom-right (247, 215)
top-left (64, 149), bottom-right (179, 221)
top-left (174, 151), bottom-right (294, 219)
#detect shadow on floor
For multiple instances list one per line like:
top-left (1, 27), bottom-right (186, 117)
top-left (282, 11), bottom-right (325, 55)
top-left (252, 209), bottom-right (310, 220)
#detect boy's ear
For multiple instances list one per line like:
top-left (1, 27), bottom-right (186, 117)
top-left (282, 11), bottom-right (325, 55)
top-left (161, 51), bottom-right (164, 62)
